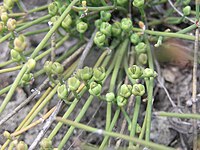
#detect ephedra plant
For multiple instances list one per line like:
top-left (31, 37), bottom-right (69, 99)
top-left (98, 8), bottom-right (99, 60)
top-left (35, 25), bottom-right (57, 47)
top-left (0, 0), bottom-right (199, 149)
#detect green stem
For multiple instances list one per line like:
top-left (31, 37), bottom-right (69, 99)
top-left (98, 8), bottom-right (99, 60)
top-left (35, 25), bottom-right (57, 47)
top-left (0, 65), bottom-right (22, 74)
top-left (24, 28), bottom-right (49, 36)
top-left (56, 117), bottom-right (175, 150)
top-left (158, 112), bottom-right (200, 119)
top-left (121, 107), bottom-right (132, 125)
top-left (99, 108), bottom-right (121, 149)
top-left (129, 96), bottom-right (141, 147)
top-left (0, 60), bottom-right (14, 68)
top-left (0, 65), bottom-right (27, 114)
top-left (58, 95), bottom-right (94, 149)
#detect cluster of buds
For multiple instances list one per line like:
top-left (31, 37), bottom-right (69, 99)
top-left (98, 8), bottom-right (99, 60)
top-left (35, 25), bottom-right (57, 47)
top-left (44, 61), bottom-right (64, 76)
top-left (40, 138), bottom-right (53, 150)
top-left (128, 65), bottom-right (157, 80)
top-left (20, 73), bottom-right (33, 86)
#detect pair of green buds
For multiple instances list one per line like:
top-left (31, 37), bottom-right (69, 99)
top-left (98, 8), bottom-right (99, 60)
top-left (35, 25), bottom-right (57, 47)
top-left (128, 65), bottom-right (157, 80)
top-left (117, 83), bottom-right (145, 107)
top-left (44, 61), bottom-right (64, 75)
top-left (10, 35), bottom-right (27, 63)
top-left (135, 42), bottom-right (148, 65)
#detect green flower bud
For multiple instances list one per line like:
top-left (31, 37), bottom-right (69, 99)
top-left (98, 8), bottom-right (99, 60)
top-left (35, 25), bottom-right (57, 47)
top-left (50, 15), bottom-right (59, 24)
top-left (1, 12), bottom-right (8, 23)
top-left (95, 19), bottom-right (102, 29)
top-left (93, 67), bottom-right (106, 82)
top-left (132, 0), bottom-right (144, 8)
top-left (16, 141), bottom-right (28, 150)
top-left (130, 33), bottom-right (140, 45)
top-left (0, 6), bottom-right (6, 16)
top-left (135, 42), bottom-right (147, 54)
top-left (94, 31), bottom-right (106, 47)
top-left (76, 21), bottom-right (88, 33)
top-left (0, 21), bottom-right (5, 32)
top-left (106, 92), bottom-right (115, 102)
top-left (121, 18), bottom-right (133, 32)
top-left (80, 66), bottom-right (93, 81)
top-left (117, 95), bottom-right (127, 107)
top-left (3, 0), bottom-right (14, 10)
top-left (3, 131), bottom-right (11, 139)
top-left (48, 2), bottom-right (58, 16)
top-left (100, 22), bottom-right (112, 36)
top-left (132, 84), bottom-right (145, 96)
top-left (14, 35), bottom-right (27, 52)
top-left (21, 73), bottom-right (33, 86)
top-left (117, 0), bottom-right (128, 5)
top-left (44, 61), bottom-right (53, 74)
top-left (57, 84), bottom-right (68, 100)
top-left (10, 49), bottom-right (22, 62)
top-left (61, 14), bottom-right (72, 30)
top-left (67, 77), bottom-right (80, 91)
top-left (128, 65), bottom-right (143, 79)
top-left (7, 18), bottom-right (16, 31)
top-left (119, 84), bottom-right (132, 98)
top-left (100, 11), bottom-right (111, 22)
top-left (89, 81), bottom-right (102, 96)
top-left (138, 53), bottom-right (147, 65)
top-left (143, 68), bottom-right (157, 78)
top-left (40, 138), bottom-right (53, 149)
top-left (51, 62), bottom-right (64, 75)
top-left (183, 6), bottom-right (191, 16)
top-left (183, 0), bottom-right (190, 5)
top-left (111, 21), bottom-right (122, 37)
top-left (26, 59), bottom-right (36, 71)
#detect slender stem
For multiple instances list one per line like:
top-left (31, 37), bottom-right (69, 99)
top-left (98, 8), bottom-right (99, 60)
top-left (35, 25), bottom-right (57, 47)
top-left (0, 65), bottom-right (22, 74)
top-left (0, 65), bottom-right (27, 114)
top-left (157, 111), bottom-right (200, 119)
top-left (129, 96), bottom-right (141, 147)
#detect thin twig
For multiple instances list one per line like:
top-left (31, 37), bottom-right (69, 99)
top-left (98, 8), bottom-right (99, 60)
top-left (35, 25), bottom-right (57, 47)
top-left (192, 27), bottom-right (199, 150)
top-left (29, 100), bottom-right (63, 150)
top-left (0, 79), bottom-right (49, 126)
top-left (77, 28), bottom-right (97, 69)
top-left (167, 0), bottom-right (195, 24)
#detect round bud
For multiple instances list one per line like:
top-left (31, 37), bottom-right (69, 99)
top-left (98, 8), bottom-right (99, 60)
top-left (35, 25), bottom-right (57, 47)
top-left (94, 31), bottom-right (106, 47)
top-left (7, 18), bottom-right (16, 31)
top-left (89, 81), bottom-right (102, 96)
top-left (130, 33), bottom-right (140, 45)
top-left (10, 49), bottom-right (22, 62)
top-left (3, 131), bottom-right (11, 139)
top-left (61, 14), bottom-right (72, 30)
top-left (132, 84), bottom-right (145, 96)
top-left (48, 2), bottom-right (58, 16)
top-left (20, 73), bottom-right (33, 86)
top-left (95, 19), bottom-right (103, 29)
top-left (16, 141), bottom-right (28, 150)
top-left (67, 76), bottom-right (81, 91)
top-left (3, 0), bottom-right (14, 10)
top-left (93, 67), bottom-right (106, 82)
top-left (111, 21), bottom-right (122, 37)
top-left (106, 92), bottom-right (115, 102)
top-left (1, 12), bottom-right (8, 23)
top-left (117, 0), bottom-right (128, 5)
top-left (51, 62), bottom-right (64, 75)
top-left (40, 138), bottom-right (53, 149)
top-left (14, 35), bottom-right (27, 52)
top-left (135, 42), bottom-right (147, 54)
top-left (128, 65), bottom-right (143, 79)
top-left (119, 84), bottom-right (132, 98)
top-left (100, 22), bottom-right (112, 36)
top-left (100, 11), bottom-right (111, 22)
top-left (116, 95), bottom-right (127, 107)
top-left (138, 53), bottom-right (147, 65)
top-left (121, 18), bottom-right (133, 32)
top-left (183, 6), bottom-right (191, 16)
top-left (26, 59), bottom-right (36, 71)
top-left (44, 61), bottom-right (53, 74)
top-left (132, 0), bottom-right (144, 8)
top-left (80, 66), bottom-right (93, 81)
top-left (76, 21), bottom-right (88, 33)
top-left (57, 84), bottom-right (68, 100)
top-left (50, 15), bottom-right (59, 24)
top-left (143, 68), bottom-right (157, 78)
